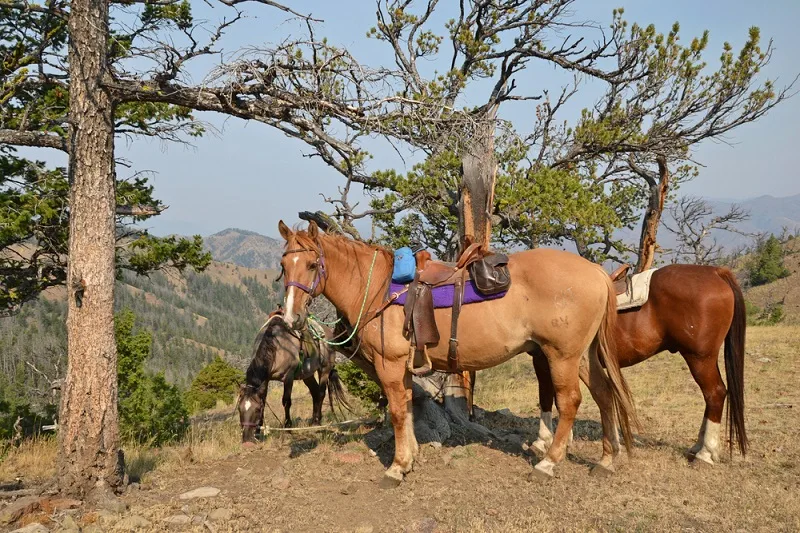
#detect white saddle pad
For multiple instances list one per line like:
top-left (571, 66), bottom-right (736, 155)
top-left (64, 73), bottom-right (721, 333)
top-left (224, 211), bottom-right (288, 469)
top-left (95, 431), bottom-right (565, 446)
top-left (616, 268), bottom-right (657, 310)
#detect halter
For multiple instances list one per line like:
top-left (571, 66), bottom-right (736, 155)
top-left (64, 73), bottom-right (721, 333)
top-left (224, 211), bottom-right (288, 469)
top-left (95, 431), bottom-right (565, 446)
top-left (279, 244), bottom-right (327, 297)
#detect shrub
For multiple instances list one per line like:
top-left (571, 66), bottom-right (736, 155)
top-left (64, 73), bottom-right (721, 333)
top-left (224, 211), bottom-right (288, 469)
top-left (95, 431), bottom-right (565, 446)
top-left (336, 362), bottom-right (382, 410)
top-left (184, 356), bottom-right (244, 413)
top-left (744, 300), bottom-right (785, 326)
top-left (747, 234), bottom-right (790, 287)
top-left (116, 309), bottom-right (189, 445)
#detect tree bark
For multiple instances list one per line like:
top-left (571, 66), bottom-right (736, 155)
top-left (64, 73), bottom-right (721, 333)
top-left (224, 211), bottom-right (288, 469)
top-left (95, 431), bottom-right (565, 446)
top-left (635, 155), bottom-right (669, 273)
top-left (59, 0), bottom-right (123, 498)
top-left (436, 114), bottom-right (497, 424)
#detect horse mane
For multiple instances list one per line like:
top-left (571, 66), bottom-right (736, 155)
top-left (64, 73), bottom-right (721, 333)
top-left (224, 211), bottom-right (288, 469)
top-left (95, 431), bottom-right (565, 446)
top-left (292, 229), bottom-right (393, 263)
top-left (246, 317), bottom-right (289, 388)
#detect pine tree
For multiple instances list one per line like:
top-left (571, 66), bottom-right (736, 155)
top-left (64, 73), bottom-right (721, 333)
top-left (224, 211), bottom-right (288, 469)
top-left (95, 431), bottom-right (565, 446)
top-left (748, 235), bottom-right (790, 286)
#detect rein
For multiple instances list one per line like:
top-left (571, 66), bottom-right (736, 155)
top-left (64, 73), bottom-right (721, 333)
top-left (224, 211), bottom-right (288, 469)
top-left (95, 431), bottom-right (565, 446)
top-left (309, 250), bottom-right (378, 347)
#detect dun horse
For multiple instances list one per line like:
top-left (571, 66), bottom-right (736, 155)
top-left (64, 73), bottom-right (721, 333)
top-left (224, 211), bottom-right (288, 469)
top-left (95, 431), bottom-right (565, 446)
top-left (278, 221), bottom-right (640, 486)
top-left (531, 264), bottom-right (747, 465)
top-left (237, 312), bottom-right (350, 443)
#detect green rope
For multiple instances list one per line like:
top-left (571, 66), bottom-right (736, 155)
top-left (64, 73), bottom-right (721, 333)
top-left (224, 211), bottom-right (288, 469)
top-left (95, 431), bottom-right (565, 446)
top-left (309, 250), bottom-right (378, 347)
top-left (308, 313), bottom-right (341, 326)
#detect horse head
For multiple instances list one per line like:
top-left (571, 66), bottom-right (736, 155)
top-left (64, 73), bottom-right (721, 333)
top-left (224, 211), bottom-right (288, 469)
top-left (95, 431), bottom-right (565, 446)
top-left (278, 220), bottom-right (326, 330)
top-left (237, 381), bottom-right (267, 443)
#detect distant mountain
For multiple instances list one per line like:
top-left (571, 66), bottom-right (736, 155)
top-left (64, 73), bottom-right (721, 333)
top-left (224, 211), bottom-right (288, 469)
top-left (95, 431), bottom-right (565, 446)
top-left (707, 194), bottom-right (800, 240)
top-left (204, 228), bottom-right (283, 270)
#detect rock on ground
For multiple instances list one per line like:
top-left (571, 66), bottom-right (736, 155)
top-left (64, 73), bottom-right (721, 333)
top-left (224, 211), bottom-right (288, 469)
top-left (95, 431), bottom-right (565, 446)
top-left (11, 524), bottom-right (49, 533)
top-left (0, 496), bottom-right (41, 526)
top-left (178, 486), bottom-right (221, 500)
top-left (163, 514), bottom-right (192, 525)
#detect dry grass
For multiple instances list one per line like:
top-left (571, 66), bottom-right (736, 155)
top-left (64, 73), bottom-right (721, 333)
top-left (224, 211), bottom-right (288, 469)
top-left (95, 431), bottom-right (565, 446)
top-left (0, 436), bottom-right (57, 485)
top-left (3, 326), bottom-right (799, 532)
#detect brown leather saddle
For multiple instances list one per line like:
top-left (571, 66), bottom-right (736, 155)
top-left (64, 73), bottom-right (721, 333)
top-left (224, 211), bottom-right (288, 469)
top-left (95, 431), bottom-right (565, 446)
top-left (401, 243), bottom-right (511, 376)
top-left (610, 263), bottom-right (632, 296)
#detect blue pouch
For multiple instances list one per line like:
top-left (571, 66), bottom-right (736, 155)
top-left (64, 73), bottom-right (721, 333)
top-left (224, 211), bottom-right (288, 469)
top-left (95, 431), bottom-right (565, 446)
top-left (392, 246), bottom-right (416, 284)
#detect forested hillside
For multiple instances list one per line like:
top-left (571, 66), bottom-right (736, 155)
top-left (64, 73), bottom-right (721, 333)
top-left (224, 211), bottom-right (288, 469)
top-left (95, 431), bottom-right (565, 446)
top-left (0, 261), bottom-right (281, 410)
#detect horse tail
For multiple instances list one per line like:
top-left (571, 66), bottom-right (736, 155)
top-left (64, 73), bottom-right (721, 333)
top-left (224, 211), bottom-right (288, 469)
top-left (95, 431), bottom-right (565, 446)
top-left (717, 267), bottom-right (748, 456)
top-left (327, 368), bottom-right (353, 418)
top-left (597, 272), bottom-right (641, 453)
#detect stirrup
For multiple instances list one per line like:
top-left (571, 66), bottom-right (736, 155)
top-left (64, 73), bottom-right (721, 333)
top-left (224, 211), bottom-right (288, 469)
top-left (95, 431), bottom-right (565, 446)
top-left (407, 345), bottom-right (433, 376)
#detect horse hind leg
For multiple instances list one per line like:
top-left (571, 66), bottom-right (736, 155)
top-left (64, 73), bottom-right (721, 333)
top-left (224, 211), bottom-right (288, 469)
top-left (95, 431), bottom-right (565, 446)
top-left (684, 352), bottom-right (726, 465)
top-left (374, 355), bottom-right (416, 488)
top-left (531, 348), bottom-right (582, 480)
top-left (531, 348), bottom-right (555, 455)
top-left (530, 348), bottom-right (576, 456)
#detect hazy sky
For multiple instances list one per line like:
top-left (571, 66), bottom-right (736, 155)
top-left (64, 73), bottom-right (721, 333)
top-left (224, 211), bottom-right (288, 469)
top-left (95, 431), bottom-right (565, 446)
top-left (45, 1), bottom-right (800, 237)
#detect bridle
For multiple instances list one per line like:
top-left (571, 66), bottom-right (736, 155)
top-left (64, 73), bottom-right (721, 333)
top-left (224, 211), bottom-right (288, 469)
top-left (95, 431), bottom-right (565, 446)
top-left (277, 242), bottom-right (327, 297)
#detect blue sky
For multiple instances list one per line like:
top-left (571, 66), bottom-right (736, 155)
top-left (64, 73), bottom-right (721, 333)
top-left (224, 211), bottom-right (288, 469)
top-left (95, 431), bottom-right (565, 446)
top-left (49, 1), bottom-right (800, 237)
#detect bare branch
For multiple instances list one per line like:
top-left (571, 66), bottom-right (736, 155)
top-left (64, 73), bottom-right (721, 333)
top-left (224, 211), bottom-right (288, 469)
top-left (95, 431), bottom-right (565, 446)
top-left (0, 130), bottom-right (67, 152)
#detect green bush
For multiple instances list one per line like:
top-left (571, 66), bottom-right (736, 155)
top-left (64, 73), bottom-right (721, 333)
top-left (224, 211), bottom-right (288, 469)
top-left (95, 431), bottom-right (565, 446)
top-left (748, 235), bottom-right (790, 287)
top-left (336, 362), bottom-right (382, 409)
top-left (116, 309), bottom-right (189, 445)
top-left (184, 356), bottom-right (244, 413)
top-left (744, 300), bottom-right (785, 326)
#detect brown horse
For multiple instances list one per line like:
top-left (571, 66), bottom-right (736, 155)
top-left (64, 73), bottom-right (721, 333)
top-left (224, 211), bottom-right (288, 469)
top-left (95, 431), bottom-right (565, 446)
top-left (530, 264), bottom-right (747, 465)
top-left (277, 221), bottom-right (640, 486)
top-left (237, 313), bottom-right (350, 443)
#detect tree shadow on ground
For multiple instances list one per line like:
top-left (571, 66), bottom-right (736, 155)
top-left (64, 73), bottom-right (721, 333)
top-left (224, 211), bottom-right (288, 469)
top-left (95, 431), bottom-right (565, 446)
top-left (362, 404), bottom-right (689, 472)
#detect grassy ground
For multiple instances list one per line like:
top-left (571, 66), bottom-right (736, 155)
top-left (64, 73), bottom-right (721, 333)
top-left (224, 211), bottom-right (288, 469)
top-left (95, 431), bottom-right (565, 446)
top-left (2, 325), bottom-right (799, 532)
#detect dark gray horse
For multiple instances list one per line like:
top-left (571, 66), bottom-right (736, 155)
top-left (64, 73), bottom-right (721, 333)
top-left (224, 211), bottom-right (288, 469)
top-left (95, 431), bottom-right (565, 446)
top-left (237, 313), bottom-right (350, 442)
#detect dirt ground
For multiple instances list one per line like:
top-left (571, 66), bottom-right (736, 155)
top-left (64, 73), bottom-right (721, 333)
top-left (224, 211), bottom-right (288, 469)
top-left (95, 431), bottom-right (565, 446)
top-left (3, 326), bottom-right (800, 532)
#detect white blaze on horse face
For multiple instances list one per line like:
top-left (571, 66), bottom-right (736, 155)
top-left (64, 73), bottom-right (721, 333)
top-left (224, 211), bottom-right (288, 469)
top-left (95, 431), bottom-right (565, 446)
top-left (284, 286), bottom-right (297, 325)
top-left (244, 400), bottom-right (252, 412)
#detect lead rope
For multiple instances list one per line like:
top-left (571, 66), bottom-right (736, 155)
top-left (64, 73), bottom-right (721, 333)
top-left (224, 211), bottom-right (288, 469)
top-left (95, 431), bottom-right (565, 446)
top-left (309, 250), bottom-right (378, 347)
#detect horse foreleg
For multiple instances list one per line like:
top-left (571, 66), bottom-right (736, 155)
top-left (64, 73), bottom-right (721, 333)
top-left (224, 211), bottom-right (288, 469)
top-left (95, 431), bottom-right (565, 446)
top-left (531, 350), bottom-right (582, 480)
top-left (305, 375), bottom-right (324, 425)
top-left (684, 352), bottom-right (726, 465)
top-left (531, 347), bottom-right (556, 454)
top-left (374, 355), bottom-right (415, 488)
top-left (282, 379), bottom-right (294, 428)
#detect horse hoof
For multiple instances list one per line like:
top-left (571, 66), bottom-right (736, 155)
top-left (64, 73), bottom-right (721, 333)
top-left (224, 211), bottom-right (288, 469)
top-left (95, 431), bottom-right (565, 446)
top-left (689, 451), bottom-right (715, 467)
top-left (527, 467), bottom-right (554, 482)
top-left (530, 439), bottom-right (549, 456)
top-left (590, 463), bottom-right (615, 477)
top-left (379, 474), bottom-right (403, 490)
top-left (528, 459), bottom-right (555, 481)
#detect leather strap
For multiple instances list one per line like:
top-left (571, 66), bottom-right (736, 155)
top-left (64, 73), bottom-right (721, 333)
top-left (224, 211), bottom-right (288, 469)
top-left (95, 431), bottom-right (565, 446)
top-left (448, 268), bottom-right (467, 372)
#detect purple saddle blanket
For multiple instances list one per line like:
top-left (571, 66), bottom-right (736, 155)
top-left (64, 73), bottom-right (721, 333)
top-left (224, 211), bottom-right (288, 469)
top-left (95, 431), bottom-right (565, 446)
top-left (390, 280), bottom-right (507, 308)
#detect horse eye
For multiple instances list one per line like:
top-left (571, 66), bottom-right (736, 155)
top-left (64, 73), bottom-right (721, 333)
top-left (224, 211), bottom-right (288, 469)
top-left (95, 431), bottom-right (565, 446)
top-left (308, 263), bottom-right (317, 271)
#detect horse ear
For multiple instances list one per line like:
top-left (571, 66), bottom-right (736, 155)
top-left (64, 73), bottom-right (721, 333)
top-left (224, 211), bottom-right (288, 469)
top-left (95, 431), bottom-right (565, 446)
top-left (307, 220), bottom-right (318, 239)
top-left (256, 380), bottom-right (269, 398)
top-left (278, 220), bottom-right (292, 241)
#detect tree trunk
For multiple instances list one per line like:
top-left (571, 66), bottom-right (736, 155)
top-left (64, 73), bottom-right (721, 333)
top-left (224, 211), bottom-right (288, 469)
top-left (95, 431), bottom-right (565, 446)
top-left (425, 115), bottom-right (497, 429)
top-left (59, 0), bottom-right (122, 498)
top-left (635, 155), bottom-right (669, 273)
